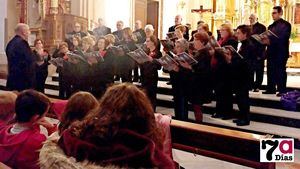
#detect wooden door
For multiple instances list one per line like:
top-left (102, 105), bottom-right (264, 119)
top-left (135, 0), bottom-right (147, 28)
top-left (147, 0), bottom-right (159, 37)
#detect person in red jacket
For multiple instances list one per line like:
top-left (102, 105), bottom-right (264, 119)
top-left (0, 90), bottom-right (55, 169)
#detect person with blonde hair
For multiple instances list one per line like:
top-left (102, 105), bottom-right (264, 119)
top-left (39, 83), bottom-right (174, 168)
top-left (81, 36), bottom-right (94, 53)
top-left (218, 23), bottom-right (238, 49)
top-left (104, 34), bottom-right (116, 47)
top-left (174, 25), bottom-right (186, 40)
top-left (0, 91), bottom-right (18, 124)
top-left (168, 15), bottom-right (189, 40)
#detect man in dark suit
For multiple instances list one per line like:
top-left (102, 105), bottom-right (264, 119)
top-left (249, 14), bottom-right (266, 92)
top-left (263, 6), bottom-right (291, 96)
top-left (133, 20), bottom-right (146, 44)
top-left (68, 22), bottom-right (87, 39)
top-left (132, 20), bottom-right (146, 82)
top-left (93, 18), bottom-right (111, 40)
top-left (112, 20), bottom-right (125, 45)
top-left (5, 23), bottom-right (35, 91)
top-left (168, 15), bottom-right (189, 40)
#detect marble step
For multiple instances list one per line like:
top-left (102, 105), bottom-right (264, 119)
top-left (50, 71), bottom-right (300, 91)
top-left (46, 77), bottom-right (291, 111)
top-left (0, 77), bottom-right (297, 111)
top-left (0, 77), bottom-right (295, 111)
top-left (39, 82), bottom-right (300, 129)
top-left (156, 106), bottom-right (300, 150)
top-left (156, 93), bottom-right (300, 128)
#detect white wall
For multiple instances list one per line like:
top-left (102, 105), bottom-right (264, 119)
top-left (162, 0), bottom-right (180, 38)
top-left (71, 0), bottom-right (132, 31)
top-left (103, 0), bottom-right (132, 31)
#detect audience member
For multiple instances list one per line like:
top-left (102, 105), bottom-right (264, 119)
top-left (0, 91), bottom-right (18, 124)
top-left (0, 90), bottom-right (54, 169)
top-left (40, 83), bottom-right (174, 168)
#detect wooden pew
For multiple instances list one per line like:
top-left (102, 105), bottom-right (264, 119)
top-left (170, 120), bottom-right (275, 169)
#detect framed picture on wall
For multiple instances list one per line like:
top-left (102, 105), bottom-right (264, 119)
top-left (28, 33), bottom-right (37, 47)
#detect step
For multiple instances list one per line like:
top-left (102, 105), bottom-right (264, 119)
top-left (1, 77), bottom-right (295, 111)
top-left (51, 71), bottom-right (300, 91)
top-left (156, 106), bottom-right (300, 149)
top-left (156, 93), bottom-right (300, 128)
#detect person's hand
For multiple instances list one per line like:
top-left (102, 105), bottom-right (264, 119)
top-left (172, 65), bottom-right (180, 72)
top-left (224, 50), bottom-right (232, 64)
top-left (147, 55), bottom-right (153, 62)
top-left (261, 36), bottom-right (270, 45)
top-left (35, 117), bottom-right (57, 135)
top-left (179, 60), bottom-right (192, 70)
top-left (35, 117), bottom-right (54, 129)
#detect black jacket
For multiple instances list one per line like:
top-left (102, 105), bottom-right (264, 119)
top-left (32, 50), bottom-right (50, 79)
top-left (187, 48), bottom-right (212, 104)
top-left (250, 22), bottom-right (267, 60)
top-left (267, 18), bottom-right (291, 59)
top-left (93, 26), bottom-right (111, 39)
top-left (141, 50), bottom-right (162, 87)
top-left (112, 30), bottom-right (124, 45)
top-left (94, 49), bottom-right (116, 84)
top-left (220, 37), bottom-right (238, 50)
top-left (5, 35), bottom-right (35, 91)
top-left (133, 29), bottom-right (146, 44)
top-left (239, 39), bottom-right (257, 63)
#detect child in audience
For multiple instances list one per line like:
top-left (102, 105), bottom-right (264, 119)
top-left (0, 90), bottom-right (54, 169)
top-left (58, 91), bottom-right (99, 134)
top-left (39, 92), bottom-right (99, 169)
top-left (39, 83), bottom-right (175, 169)
top-left (0, 91), bottom-right (17, 124)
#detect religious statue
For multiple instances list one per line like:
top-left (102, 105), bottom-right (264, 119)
top-left (27, 0), bottom-right (45, 28)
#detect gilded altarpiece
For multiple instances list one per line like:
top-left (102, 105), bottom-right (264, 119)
top-left (17, 0), bottom-right (87, 51)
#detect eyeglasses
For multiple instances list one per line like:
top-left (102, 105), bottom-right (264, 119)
top-left (272, 12), bottom-right (278, 15)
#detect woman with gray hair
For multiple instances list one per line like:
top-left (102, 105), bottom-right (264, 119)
top-left (145, 24), bottom-right (161, 50)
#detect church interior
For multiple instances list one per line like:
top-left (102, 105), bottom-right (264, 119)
top-left (0, 0), bottom-right (300, 169)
